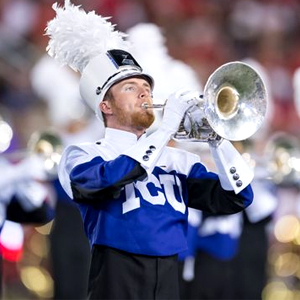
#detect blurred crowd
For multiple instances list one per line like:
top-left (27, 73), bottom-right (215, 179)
top-left (1, 0), bottom-right (300, 299)
top-left (1, 0), bottom-right (300, 149)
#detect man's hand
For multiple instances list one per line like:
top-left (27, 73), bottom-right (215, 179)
top-left (161, 89), bottom-right (200, 134)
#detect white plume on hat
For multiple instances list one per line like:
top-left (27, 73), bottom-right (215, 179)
top-left (45, 0), bottom-right (129, 73)
top-left (45, 0), bottom-right (153, 121)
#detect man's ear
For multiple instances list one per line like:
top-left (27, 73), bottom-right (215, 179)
top-left (100, 100), bottom-right (112, 116)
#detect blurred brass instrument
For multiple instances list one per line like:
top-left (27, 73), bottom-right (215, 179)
top-left (27, 129), bottom-right (63, 179)
top-left (3, 129), bottom-right (63, 179)
top-left (1, 128), bottom-right (63, 180)
top-left (264, 132), bottom-right (300, 187)
top-left (143, 61), bottom-right (268, 143)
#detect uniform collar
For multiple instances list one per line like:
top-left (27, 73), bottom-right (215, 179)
top-left (104, 128), bottom-right (146, 152)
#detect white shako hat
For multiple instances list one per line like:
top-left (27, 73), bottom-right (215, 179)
top-left (45, 0), bottom-right (154, 121)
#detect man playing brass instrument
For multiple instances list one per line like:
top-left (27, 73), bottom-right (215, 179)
top-left (46, 1), bottom-right (254, 299)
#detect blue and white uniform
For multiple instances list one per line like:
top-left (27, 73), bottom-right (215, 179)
top-left (58, 128), bottom-right (254, 256)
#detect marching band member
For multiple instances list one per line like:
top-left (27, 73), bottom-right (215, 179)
top-left (45, 1), bottom-right (254, 299)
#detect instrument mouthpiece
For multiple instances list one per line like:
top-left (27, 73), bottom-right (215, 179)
top-left (141, 102), bottom-right (166, 109)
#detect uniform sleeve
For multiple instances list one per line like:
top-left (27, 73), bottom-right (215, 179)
top-left (209, 140), bottom-right (254, 194)
top-left (187, 162), bottom-right (253, 214)
top-left (64, 148), bottom-right (146, 203)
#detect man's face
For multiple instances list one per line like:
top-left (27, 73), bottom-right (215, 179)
top-left (107, 77), bottom-right (155, 130)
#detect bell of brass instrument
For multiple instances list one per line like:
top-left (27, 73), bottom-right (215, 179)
top-left (27, 129), bottom-right (63, 179)
top-left (204, 61), bottom-right (267, 141)
top-left (160, 61), bottom-right (267, 143)
top-left (264, 132), bottom-right (300, 187)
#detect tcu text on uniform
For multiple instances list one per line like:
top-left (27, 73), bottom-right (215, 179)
top-left (122, 173), bottom-right (186, 214)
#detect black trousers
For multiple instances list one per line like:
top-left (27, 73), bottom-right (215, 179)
top-left (179, 251), bottom-right (235, 300)
top-left (88, 245), bottom-right (180, 300)
top-left (50, 201), bottom-right (91, 299)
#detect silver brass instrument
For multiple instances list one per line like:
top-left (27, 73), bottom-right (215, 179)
top-left (143, 61), bottom-right (267, 142)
